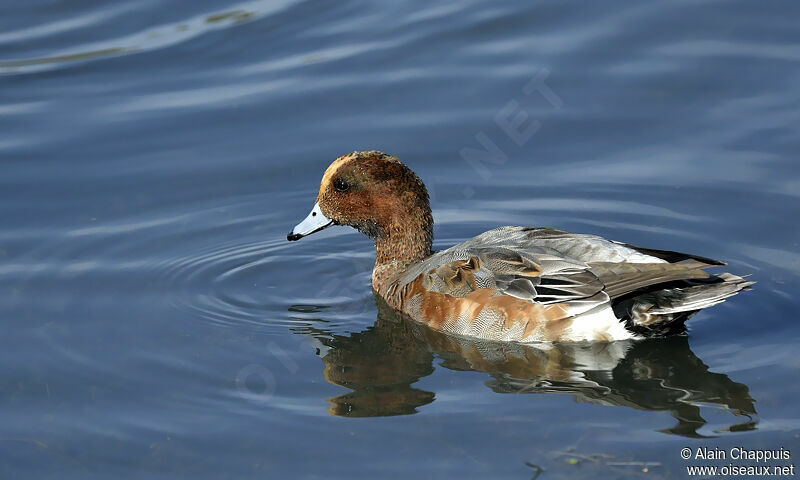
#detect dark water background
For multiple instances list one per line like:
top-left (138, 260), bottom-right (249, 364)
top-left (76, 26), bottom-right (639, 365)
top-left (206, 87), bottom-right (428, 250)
top-left (2, 1), bottom-right (799, 478)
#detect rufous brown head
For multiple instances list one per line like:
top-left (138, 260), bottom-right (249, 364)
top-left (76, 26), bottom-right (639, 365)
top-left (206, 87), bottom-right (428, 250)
top-left (287, 151), bottom-right (433, 263)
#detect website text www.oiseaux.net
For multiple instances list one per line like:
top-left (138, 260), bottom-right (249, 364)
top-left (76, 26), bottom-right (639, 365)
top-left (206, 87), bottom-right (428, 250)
top-left (682, 447), bottom-right (794, 477)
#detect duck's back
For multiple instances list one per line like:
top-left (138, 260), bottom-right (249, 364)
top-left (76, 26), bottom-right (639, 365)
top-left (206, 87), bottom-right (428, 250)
top-left (383, 226), bottom-right (751, 342)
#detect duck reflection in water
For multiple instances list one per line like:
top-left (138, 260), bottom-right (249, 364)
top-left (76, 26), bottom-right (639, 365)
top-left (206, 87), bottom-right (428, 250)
top-left (292, 295), bottom-right (756, 438)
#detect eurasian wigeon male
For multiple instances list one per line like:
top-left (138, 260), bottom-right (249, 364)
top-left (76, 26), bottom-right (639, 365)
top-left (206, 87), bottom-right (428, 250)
top-left (288, 151), bottom-right (752, 342)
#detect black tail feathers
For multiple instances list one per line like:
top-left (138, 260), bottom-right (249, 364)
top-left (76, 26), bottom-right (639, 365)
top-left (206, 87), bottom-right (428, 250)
top-left (614, 273), bottom-right (754, 337)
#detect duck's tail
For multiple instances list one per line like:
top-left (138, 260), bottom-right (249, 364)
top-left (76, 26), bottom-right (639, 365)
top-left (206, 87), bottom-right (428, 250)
top-left (613, 273), bottom-right (754, 336)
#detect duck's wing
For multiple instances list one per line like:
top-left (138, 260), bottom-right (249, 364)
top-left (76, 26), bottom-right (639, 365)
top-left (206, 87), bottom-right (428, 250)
top-left (397, 226), bottom-right (718, 305)
top-left (397, 243), bottom-right (606, 306)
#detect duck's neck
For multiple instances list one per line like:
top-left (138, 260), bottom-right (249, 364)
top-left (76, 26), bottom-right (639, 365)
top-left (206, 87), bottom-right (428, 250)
top-left (371, 205), bottom-right (433, 291)
top-left (374, 224), bottom-right (432, 265)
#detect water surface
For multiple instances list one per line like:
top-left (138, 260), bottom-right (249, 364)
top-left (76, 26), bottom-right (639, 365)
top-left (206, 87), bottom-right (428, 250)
top-left (2, 1), bottom-right (799, 478)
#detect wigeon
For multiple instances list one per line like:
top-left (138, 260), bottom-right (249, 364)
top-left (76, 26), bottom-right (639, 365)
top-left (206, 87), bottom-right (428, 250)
top-left (287, 151), bottom-right (752, 342)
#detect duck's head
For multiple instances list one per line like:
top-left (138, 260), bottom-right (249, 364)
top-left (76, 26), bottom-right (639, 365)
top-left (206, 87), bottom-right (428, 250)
top-left (287, 151), bottom-right (433, 264)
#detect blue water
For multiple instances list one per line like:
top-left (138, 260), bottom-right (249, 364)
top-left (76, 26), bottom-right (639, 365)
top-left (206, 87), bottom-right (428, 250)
top-left (2, 1), bottom-right (799, 478)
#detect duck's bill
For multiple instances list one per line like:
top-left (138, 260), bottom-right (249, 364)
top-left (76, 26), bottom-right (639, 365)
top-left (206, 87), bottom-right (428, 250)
top-left (287, 202), bottom-right (333, 241)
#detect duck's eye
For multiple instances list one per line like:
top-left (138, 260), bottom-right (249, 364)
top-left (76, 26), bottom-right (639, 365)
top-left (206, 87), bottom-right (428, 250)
top-left (333, 178), bottom-right (350, 192)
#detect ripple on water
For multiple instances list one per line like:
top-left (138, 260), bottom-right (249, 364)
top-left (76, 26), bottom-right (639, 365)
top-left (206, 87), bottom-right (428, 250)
top-left (154, 233), bottom-right (375, 335)
top-left (0, 0), bottom-right (300, 75)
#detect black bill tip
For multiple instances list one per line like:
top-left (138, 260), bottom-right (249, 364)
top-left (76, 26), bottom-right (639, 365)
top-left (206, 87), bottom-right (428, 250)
top-left (287, 231), bottom-right (303, 241)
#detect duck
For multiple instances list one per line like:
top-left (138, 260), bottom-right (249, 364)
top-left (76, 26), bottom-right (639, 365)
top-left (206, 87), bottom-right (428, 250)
top-left (287, 150), bottom-right (752, 343)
